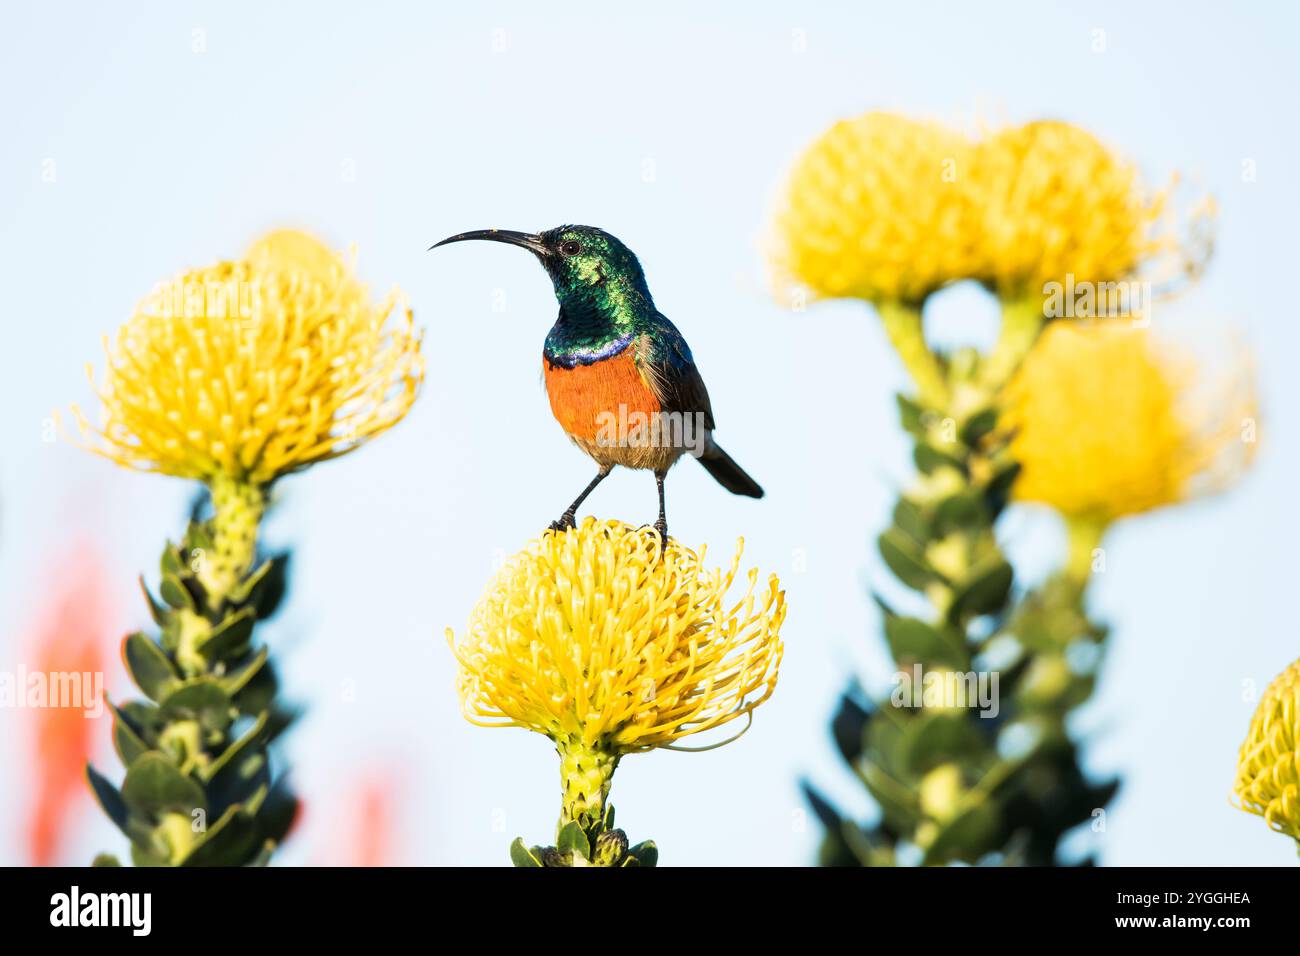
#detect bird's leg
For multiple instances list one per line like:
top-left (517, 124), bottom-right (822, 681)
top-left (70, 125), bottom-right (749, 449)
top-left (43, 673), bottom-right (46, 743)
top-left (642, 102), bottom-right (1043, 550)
top-left (653, 469), bottom-right (668, 541)
top-left (550, 466), bottom-right (612, 532)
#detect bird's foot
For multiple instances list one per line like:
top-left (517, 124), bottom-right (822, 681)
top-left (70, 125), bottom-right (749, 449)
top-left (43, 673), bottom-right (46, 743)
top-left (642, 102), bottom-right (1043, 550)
top-left (636, 520), bottom-right (668, 540)
top-left (548, 512), bottom-right (577, 533)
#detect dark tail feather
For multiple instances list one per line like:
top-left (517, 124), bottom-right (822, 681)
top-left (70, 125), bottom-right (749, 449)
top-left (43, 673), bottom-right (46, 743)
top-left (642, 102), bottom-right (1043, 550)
top-left (698, 442), bottom-right (764, 498)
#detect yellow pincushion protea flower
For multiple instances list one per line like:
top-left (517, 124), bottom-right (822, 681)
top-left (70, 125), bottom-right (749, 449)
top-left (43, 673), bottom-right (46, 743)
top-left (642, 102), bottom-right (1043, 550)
top-left (1002, 320), bottom-right (1257, 523)
top-left (769, 114), bottom-right (1212, 311)
top-left (972, 120), bottom-right (1210, 298)
top-left (1234, 659), bottom-right (1300, 845)
top-left (768, 111), bottom-right (978, 305)
top-left (448, 518), bottom-right (785, 833)
top-left (450, 518), bottom-right (785, 749)
top-left (71, 229), bottom-right (423, 485)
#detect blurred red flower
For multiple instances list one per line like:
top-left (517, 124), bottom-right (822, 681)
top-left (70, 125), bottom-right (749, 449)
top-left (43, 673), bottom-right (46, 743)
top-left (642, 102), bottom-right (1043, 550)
top-left (312, 768), bottom-right (404, 867)
top-left (22, 543), bottom-right (114, 866)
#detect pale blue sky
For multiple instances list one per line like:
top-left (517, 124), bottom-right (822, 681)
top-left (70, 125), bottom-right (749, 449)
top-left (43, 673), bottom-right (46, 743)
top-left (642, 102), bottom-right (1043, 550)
top-left (1, 1), bottom-right (1296, 866)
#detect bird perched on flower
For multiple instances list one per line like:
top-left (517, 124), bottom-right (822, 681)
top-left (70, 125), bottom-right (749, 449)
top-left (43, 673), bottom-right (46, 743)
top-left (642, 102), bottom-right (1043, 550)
top-left (448, 517), bottom-right (785, 865)
top-left (431, 225), bottom-right (762, 539)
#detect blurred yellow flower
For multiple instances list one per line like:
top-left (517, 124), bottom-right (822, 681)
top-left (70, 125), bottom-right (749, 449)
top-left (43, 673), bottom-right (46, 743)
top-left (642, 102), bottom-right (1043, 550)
top-left (1001, 320), bottom-right (1257, 523)
top-left (1234, 658), bottom-right (1300, 844)
top-left (768, 111), bottom-right (978, 305)
top-left (972, 120), bottom-right (1210, 299)
top-left (448, 518), bottom-right (786, 754)
top-left (768, 114), bottom-right (1212, 315)
top-left (72, 229), bottom-right (423, 485)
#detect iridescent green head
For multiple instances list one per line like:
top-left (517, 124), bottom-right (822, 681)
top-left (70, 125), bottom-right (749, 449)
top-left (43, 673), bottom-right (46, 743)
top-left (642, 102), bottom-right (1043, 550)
top-left (431, 225), bottom-right (654, 319)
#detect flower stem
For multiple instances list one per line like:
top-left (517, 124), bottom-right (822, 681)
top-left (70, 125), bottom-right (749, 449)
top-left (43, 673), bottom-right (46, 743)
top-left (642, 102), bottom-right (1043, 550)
top-left (877, 300), bottom-right (948, 408)
top-left (1065, 514), bottom-right (1109, 585)
top-left (557, 739), bottom-right (619, 834)
top-left (199, 474), bottom-right (267, 601)
top-left (981, 296), bottom-right (1045, 389)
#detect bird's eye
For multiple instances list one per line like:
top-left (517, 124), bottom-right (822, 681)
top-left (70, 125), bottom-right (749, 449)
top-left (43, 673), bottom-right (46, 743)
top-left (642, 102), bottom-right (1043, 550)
top-left (560, 240), bottom-right (582, 257)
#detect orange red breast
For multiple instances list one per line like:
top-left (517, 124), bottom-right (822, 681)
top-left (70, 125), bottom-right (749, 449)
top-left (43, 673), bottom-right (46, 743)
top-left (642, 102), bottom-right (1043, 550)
top-left (543, 345), bottom-right (661, 443)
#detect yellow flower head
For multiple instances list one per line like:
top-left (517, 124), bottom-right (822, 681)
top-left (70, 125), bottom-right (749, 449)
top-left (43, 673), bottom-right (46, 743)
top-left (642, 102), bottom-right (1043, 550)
top-left (447, 518), bottom-right (786, 755)
top-left (1233, 659), bottom-right (1300, 843)
top-left (72, 229), bottom-right (423, 484)
top-left (768, 111), bottom-right (978, 305)
top-left (972, 120), bottom-right (1209, 298)
top-left (1002, 320), bottom-right (1257, 523)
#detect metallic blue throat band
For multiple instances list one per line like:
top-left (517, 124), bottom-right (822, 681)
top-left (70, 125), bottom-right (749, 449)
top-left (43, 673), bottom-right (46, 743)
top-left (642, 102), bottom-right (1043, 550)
top-left (543, 332), bottom-right (634, 369)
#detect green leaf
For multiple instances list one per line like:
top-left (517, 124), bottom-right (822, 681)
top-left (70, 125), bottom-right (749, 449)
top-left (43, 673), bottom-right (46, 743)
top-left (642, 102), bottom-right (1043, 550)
top-left (227, 555), bottom-right (289, 618)
top-left (950, 560), bottom-right (1013, 620)
top-left (921, 799), bottom-right (1000, 865)
top-left (118, 700), bottom-right (164, 739)
top-left (109, 701), bottom-right (151, 765)
top-left (180, 805), bottom-right (260, 867)
top-left (628, 840), bottom-right (658, 867)
top-left (160, 542), bottom-right (183, 578)
top-left (831, 692), bottom-right (871, 763)
top-left (121, 752), bottom-right (207, 818)
top-left (220, 647), bottom-right (269, 698)
top-left (959, 407), bottom-right (999, 446)
top-left (900, 712), bottom-right (985, 776)
top-left (914, 442), bottom-right (964, 476)
top-left (159, 680), bottom-right (235, 734)
top-left (863, 705), bottom-right (908, 775)
top-left (139, 576), bottom-right (170, 627)
top-left (932, 491), bottom-right (988, 535)
top-left (158, 572), bottom-right (196, 612)
top-left (251, 553), bottom-right (290, 619)
top-left (204, 710), bottom-right (270, 787)
top-left (184, 520), bottom-right (214, 554)
top-left (860, 761), bottom-right (920, 832)
top-left (892, 497), bottom-right (930, 543)
top-left (123, 632), bottom-right (179, 702)
top-left (509, 837), bottom-right (543, 867)
top-left (86, 764), bottom-right (129, 835)
top-left (91, 853), bottom-right (121, 867)
top-left (196, 607), bottom-right (256, 660)
top-left (883, 615), bottom-right (968, 669)
top-left (232, 660), bottom-right (279, 716)
top-left (130, 842), bottom-right (169, 868)
top-left (555, 821), bottom-right (591, 861)
top-left (984, 461), bottom-right (1021, 515)
top-left (228, 559), bottom-right (274, 603)
top-left (895, 393), bottom-right (926, 434)
top-left (253, 775), bottom-right (299, 846)
top-left (878, 529), bottom-right (934, 591)
top-left (261, 703), bottom-right (300, 744)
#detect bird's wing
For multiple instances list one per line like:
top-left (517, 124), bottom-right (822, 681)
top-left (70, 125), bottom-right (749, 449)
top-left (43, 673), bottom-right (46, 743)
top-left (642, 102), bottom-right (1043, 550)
top-left (635, 316), bottom-right (716, 431)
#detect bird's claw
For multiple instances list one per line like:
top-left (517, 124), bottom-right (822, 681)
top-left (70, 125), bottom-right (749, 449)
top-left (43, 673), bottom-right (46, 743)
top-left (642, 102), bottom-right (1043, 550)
top-left (549, 513), bottom-right (576, 533)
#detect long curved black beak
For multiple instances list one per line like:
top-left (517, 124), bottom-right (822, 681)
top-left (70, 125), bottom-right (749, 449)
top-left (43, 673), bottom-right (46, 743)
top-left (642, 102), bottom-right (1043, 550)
top-left (429, 229), bottom-right (550, 258)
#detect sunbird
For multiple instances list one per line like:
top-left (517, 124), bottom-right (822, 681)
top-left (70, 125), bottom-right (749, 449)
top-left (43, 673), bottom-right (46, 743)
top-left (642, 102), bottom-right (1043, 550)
top-left (431, 225), bottom-right (763, 539)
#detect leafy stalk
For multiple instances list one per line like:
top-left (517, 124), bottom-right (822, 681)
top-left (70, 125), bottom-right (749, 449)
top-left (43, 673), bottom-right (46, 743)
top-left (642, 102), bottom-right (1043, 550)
top-left (508, 739), bottom-right (658, 868)
top-left (87, 476), bottom-right (297, 866)
top-left (808, 301), bottom-right (1117, 866)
